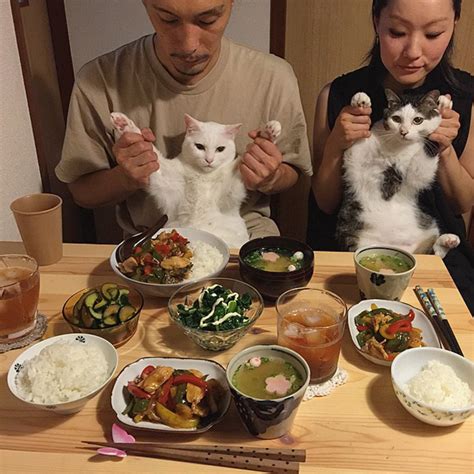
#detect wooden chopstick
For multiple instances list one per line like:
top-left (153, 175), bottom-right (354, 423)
top-left (83, 441), bottom-right (306, 462)
top-left (414, 286), bottom-right (463, 355)
top-left (83, 442), bottom-right (301, 473)
top-left (426, 288), bottom-right (464, 356)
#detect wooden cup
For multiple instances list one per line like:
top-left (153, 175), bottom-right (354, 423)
top-left (10, 193), bottom-right (63, 266)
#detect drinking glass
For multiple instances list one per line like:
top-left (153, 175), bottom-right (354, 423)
top-left (0, 255), bottom-right (40, 341)
top-left (276, 288), bottom-right (347, 383)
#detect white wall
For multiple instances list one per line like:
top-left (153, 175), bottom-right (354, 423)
top-left (0, 3), bottom-right (42, 241)
top-left (64, 0), bottom-right (270, 74)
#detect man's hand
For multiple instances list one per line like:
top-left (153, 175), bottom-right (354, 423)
top-left (240, 130), bottom-right (283, 192)
top-left (112, 128), bottom-right (159, 190)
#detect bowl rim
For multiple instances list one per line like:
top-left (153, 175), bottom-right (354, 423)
top-left (353, 245), bottom-right (417, 277)
top-left (391, 346), bottom-right (474, 413)
top-left (7, 333), bottom-right (118, 407)
top-left (238, 236), bottom-right (314, 276)
top-left (110, 227), bottom-right (230, 289)
top-left (168, 277), bottom-right (264, 334)
top-left (110, 355), bottom-right (231, 433)
top-left (226, 344), bottom-right (311, 401)
top-left (61, 283), bottom-right (144, 330)
top-left (0, 254), bottom-right (39, 289)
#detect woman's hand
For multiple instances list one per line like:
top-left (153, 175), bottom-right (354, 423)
top-left (325, 105), bottom-right (372, 155)
top-left (429, 97), bottom-right (461, 154)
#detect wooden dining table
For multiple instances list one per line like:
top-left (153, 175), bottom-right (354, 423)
top-left (0, 241), bottom-right (472, 473)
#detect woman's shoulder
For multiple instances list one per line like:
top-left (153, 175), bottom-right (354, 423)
top-left (451, 67), bottom-right (474, 97)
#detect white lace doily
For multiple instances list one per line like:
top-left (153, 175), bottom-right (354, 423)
top-left (303, 367), bottom-right (348, 400)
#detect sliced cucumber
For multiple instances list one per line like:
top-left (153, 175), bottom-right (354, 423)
top-left (118, 305), bottom-right (136, 322)
top-left (89, 306), bottom-right (104, 320)
top-left (103, 304), bottom-right (120, 319)
top-left (104, 315), bottom-right (118, 326)
top-left (84, 291), bottom-right (100, 308)
top-left (81, 306), bottom-right (94, 328)
top-left (93, 298), bottom-right (107, 311)
top-left (101, 283), bottom-right (119, 301)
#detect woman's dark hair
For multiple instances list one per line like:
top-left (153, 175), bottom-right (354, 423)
top-left (366, 0), bottom-right (465, 93)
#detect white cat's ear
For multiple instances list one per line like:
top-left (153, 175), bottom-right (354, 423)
top-left (224, 123), bottom-right (242, 138)
top-left (184, 114), bottom-right (202, 134)
top-left (385, 89), bottom-right (401, 109)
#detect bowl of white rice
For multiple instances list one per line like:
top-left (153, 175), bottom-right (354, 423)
top-left (7, 333), bottom-right (118, 415)
top-left (110, 227), bottom-right (230, 297)
top-left (391, 347), bottom-right (474, 426)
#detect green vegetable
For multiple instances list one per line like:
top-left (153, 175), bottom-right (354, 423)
top-left (176, 284), bottom-right (252, 331)
top-left (356, 329), bottom-right (373, 348)
top-left (385, 332), bottom-right (410, 352)
top-left (131, 398), bottom-right (150, 415)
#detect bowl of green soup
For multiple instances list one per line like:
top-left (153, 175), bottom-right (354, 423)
top-left (354, 246), bottom-right (416, 301)
top-left (239, 237), bottom-right (314, 300)
top-left (226, 344), bottom-right (310, 439)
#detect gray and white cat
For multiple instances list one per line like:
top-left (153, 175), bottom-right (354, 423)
top-left (110, 113), bottom-right (281, 248)
top-left (336, 89), bottom-right (460, 258)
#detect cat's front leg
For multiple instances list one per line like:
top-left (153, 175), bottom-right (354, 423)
top-left (351, 92), bottom-right (372, 108)
top-left (433, 233), bottom-right (460, 258)
top-left (110, 112), bottom-right (142, 138)
top-left (257, 120), bottom-right (282, 143)
top-left (437, 95), bottom-right (453, 112)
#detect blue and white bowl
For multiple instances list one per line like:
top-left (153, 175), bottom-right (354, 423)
top-left (226, 345), bottom-right (310, 439)
top-left (391, 347), bottom-right (474, 426)
top-left (7, 333), bottom-right (118, 415)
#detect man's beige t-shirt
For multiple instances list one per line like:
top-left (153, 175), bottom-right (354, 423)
top-left (56, 35), bottom-right (312, 236)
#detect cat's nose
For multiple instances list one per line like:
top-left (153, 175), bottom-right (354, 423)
top-left (205, 157), bottom-right (214, 164)
top-left (400, 128), bottom-right (408, 137)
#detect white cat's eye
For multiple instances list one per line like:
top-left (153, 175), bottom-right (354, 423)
top-left (216, 146), bottom-right (225, 153)
top-left (392, 115), bottom-right (402, 123)
top-left (413, 117), bottom-right (424, 125)
top-left (195, 143), bottom-right (205, 151)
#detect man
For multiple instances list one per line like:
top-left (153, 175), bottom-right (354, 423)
top-left (56, 0), bottom-right (312, 238)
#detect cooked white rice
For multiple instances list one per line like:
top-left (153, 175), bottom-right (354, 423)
top-left (16, 342), bottom-right (109, 404)
top-left (404, 360), bottom-right (472, 409)
top-left (188, 241), bottom-right (223, 280)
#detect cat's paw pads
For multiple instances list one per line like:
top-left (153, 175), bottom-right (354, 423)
top-left (351, 92), bottom-right (372, 108)
top-left (259, 120), bottom-right (282, 142)
top-left (110, 112), bottom-right (140, 134)
top-left (437, 95), bottom-right (453, 111)
top-left (437, 233), bottom-right (460, 249)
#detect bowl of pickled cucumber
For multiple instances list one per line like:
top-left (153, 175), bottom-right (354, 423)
top-left (62, 283), bottom-right (144, 347)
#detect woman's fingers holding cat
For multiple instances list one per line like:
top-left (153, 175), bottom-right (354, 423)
top-left (429, 108), bottom-right (461, 152)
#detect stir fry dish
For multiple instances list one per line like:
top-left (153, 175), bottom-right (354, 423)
top-left (119, 229), bottom-right (192, 284)
top-left (123, 365), bottom-right (226, 429)
top-left (70, 283), bottom-right (137, 328)
top-left (355, 304), bottom-right (425, 361)
top-left (177, 284), bottom-right (252, 331)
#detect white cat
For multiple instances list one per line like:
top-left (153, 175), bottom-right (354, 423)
top-left (110, 113), bottom-right (281, 248)
top-left (336, 89), bottom-right (460, 258)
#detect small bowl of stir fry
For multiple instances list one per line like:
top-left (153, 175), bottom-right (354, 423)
top-left (111, 356), bottom-right (231, 433)
top-left (168, 278), bottom-right (264, 351)
top-left (348, 299), bottom-right (441, 366)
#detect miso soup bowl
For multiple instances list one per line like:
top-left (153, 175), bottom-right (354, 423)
top-left (354, 246), bottom-right (416, 301)
top-left (239, 237), bottom-right (314, 300)
top-left (226, 344), bottom-right (310, 439)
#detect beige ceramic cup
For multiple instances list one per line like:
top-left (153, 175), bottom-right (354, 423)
top-left (10, 193), bottom-right (63, 266)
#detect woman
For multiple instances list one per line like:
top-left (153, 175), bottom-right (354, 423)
top-left (307, 0), bottom-right (474, 312)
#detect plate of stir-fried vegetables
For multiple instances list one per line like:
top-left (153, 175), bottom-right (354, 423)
top-left (111, 357), bottom-right (231, 432)
top-left (348, 299), bottom-right (441, 366)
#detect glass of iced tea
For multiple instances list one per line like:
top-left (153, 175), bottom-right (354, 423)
top-left (0, 255), bottom-right (40, 341)
top-left (276, 288), bottom-right (347, 383)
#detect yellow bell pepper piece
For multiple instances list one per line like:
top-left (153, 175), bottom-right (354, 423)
top-left (155, 402), bottom-right (199, 429)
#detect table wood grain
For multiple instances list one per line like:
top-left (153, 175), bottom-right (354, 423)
top-left (0, 242), bottom-right (472, 473)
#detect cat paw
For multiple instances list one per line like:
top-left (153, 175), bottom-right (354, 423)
top-left (351, 92), bottom-right (372, 108)
top-left (437, 233), bottom-right (460, 248)
top-left (437, 95), bottom-right (453, 111)
top-left (259, 120), bottom-right (282, 143)
top-left (110, 112), bottom-right (140, 135)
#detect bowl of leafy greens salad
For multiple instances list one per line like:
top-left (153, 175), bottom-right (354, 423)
top-left (168, 278), bottom-right (264, 351)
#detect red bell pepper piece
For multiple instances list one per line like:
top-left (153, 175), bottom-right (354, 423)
top-left (143, 265), bottom-right (153, 276)
top-left (140, 365), bottom-right (155, 379)
top-left (127, 382), bottom-right (151, 399)
top-left (407, 309), bottom-right (415, 322)
top-left (356, 324), bottom-right (369, 331)
top-left (386, 353), bottom-right (397, 361)
top-left (387, 319), bottom-right (412, 334)
top-left (158, 376), bottom-right (174, 406)
top-left (133, 246), bottom-right (142, 255)
top-left (154, 243), bottom-right (171, 255)
top-left (143, 253), bottom-right (154, 264)
top-left (173, 374), bottom-right (208, 391)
